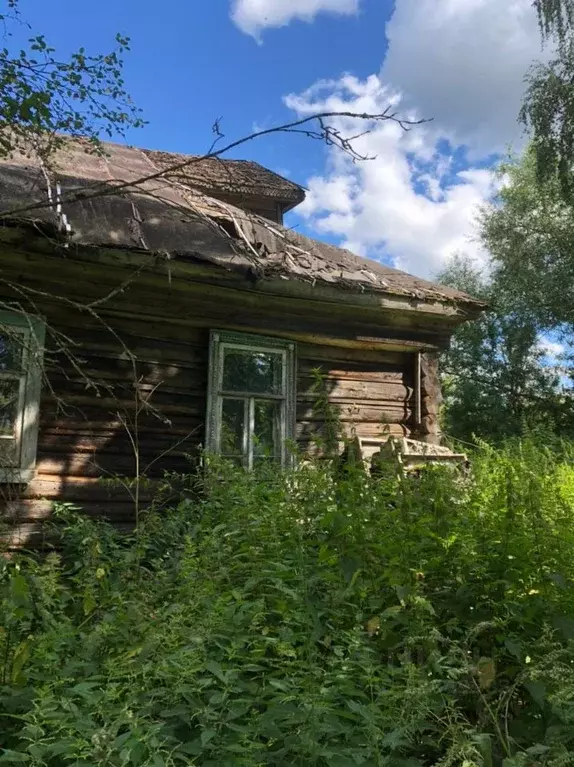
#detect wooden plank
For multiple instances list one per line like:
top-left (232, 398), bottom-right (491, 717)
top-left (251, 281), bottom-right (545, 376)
top-left (297, 380), bottom-right (411, 401)
top-left (2, 499), bottom-right (138, 522)
top-left (296, 403), bottom-right (411, 423)
top-left (297, 367), bottom-right (407, 383)
top-left (297, 422), bottom-right (409, 444)
top-left (414, 352), bottom-right (422, 427)
top-left (34, 454), bottom-right (194, 478)
top-left (298, 344), bottom-right (413, 366)
top-left (51, 355), bottom-right (207, 383)
top-left (44, 375), bottom-right (204, 399)
top-left (0, 244), bottom-right (472, 328)
top-left (39, 417), bottom-right (201, 436)
top-left (0, 260), bottom-right (448, 349)
top-left (18, 474), bottom-right (156, 501)
top-left (40, 392), bottom-right (205, 416)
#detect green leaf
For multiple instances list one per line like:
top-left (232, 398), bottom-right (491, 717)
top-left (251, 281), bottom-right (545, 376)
top-left (471, 733), bottom-right (493, 767)
top-left (524, 680), bottom-right (547, 709)
top-left (553, 614), bottom-right (574, 639)
top-left (0, 752), bottom-right (31, 763)
top-left (504, 639), bottom-right (523, 659)
top-left (200, 729), bottom-right (217, 747)
top-left (205, 660), bottom-right (228, 683)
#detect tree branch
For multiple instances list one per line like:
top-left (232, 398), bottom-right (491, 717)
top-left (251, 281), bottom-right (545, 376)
top-left (0, 109), bottom-right (431, 220)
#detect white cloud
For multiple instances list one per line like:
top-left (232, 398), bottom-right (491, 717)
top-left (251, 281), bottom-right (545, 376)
top-left (231, 0), bottom-right (359, 40)
top-left (285, 76), bottom-right (499, 277)
top-left (283, 0), bottom-right (544, 277)
top-left (380, 0), bottom-right (544, 154)
top-left (538, 337), bottom-right (565, 359)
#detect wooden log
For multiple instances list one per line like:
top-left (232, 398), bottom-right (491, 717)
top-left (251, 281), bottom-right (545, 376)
top-left (296, 403), bottom-right (410, 423)
top-left (1, 499), bottom-right (138, 523)
top-left (297, 380), bottom-right (411, 401)
top-left (418, 353), bottom-right (442, 443)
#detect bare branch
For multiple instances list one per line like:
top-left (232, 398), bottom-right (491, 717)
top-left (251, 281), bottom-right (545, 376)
top-left (0, 109), bottom-right (431, 220)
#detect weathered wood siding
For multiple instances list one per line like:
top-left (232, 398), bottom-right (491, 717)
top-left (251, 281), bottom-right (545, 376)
top-left (296, 344), bottom-right (413, 447)
top-left (0, 241), bottom-right (423, 545)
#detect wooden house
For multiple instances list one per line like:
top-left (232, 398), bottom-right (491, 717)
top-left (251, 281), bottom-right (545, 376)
top-left (0, 140), bottom-right (485, 543)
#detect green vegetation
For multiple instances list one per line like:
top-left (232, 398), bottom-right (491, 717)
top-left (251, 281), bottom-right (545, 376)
top-left (438, 254), bottom-right (571, 444)
top-left (522, 0), bottom-right (574, 200)
top-left (2, 445), bottom-right (574, 765)
top-left (480, 148), bottom-right (574, 332)
top-left (0, 0), bottom-right (143, 163)
top-left (438, 147), bottom-right (574, 444)
top-left (437, 1), bottom-right (574, 443)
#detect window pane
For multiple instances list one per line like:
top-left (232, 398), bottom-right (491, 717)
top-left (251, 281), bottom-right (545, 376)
top-left (0, 332), bottom-right (23, 373)
top-left (253, 400), bottom-right (282, 461)
top-left (0, 378), bottom-right (20, 437)
top-left (222, 348), bottom-right (283, 394)
top-left (220, 398), bottom-right (245, 457)
top-left (0, 438), bottom-right (18, 466)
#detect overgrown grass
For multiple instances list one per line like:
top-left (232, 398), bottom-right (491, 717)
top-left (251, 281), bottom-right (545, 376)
top-left (2, 440), bottom-right (574, 765)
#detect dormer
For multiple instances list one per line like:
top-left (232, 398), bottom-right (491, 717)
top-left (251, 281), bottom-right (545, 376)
top-left (141, 149), bottom-right (306, 224)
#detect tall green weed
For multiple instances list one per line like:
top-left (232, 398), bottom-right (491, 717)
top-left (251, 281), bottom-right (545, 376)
top-left (1, 440), bottom-right (574, 765)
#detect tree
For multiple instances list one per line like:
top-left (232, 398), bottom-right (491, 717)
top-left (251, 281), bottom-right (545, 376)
top-left (0, 0), bottom-right (144, 163)
top-left (480, 146), bottom-right (574, 329)
top-left (438, 255), bottom-right (570, 443)
top-left (522, 0), bottom-right (574, 199)
top-left (534, 0), bottom-right (574, 40)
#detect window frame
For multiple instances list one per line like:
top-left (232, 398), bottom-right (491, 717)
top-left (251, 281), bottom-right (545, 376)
top-left (0, 310), bottom-right (45, 483)
top-left (206, 330), bottom-right (296, 468)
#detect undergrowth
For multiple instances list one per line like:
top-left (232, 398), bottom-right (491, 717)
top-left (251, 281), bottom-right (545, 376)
top-left (1, 439), bottom-right (574, 765)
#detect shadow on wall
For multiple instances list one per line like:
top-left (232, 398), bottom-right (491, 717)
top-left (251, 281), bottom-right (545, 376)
top-left (0, 309), bottom-right (208, 548)
top-left (0, 309), bottom-right (419, 548)
top-left (295, 351), bottom-right (415, 457)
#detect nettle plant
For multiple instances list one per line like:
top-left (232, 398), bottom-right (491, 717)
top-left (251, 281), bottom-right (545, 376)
top-left (1, 438), bottom-right (574, 765)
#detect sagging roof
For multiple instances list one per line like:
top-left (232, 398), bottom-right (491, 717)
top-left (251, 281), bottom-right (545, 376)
top-left (140, 147), bottom-right (306, 210)
top-left (0, 139), bottom-right (484, 311)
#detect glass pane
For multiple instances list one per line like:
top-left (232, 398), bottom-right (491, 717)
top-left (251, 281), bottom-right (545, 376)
top-left (0, 378), bottom-right (20, 437)
top-left (0, 332), bottom-right (23, 373)
top-left (222, 348), bottom-right (283, 394)
top-left (253, 400), bottom-right (282, 461)
top-left (0, 438), bottom-right (18, 466)
top-left (220, 398), bottom-right (245, 457)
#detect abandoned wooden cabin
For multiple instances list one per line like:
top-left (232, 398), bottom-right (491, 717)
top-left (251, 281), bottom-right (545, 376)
top-left (0, 140), bottom-right (485, 544)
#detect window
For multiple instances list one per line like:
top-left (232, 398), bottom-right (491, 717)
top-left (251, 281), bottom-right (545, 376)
top-left (206, 331), bottom-right (296, 468)
top-left (0, 311), bottom-right (45, 482)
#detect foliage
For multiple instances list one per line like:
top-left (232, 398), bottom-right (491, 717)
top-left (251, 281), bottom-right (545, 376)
top-left (479, 148), bottom-right (574, 331)
top-left (0, 0), bottom-right (143, 162)
top-left (1, 443), bottom-right (574, 764)
top-left (522, 0), bottom-right (574, 200)
top-left (534, 0), bottom-right (574, 43)
top-left (438, 255), bottom-right (570, 443)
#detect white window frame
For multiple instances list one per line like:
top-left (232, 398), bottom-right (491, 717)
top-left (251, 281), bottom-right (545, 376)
top-left (0, 310), bottom-right (45, 483)
top-left (206, 330), bottom-right (296, 468)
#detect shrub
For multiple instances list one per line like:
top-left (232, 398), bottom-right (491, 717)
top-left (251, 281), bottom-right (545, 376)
top-left (1, 441), bottom-right (574, 765)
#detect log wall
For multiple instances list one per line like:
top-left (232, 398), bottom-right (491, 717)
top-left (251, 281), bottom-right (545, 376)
top-left (0, 241), bottom-right (431, 545)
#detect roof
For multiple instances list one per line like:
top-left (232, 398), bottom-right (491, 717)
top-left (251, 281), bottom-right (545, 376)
top-left (0, 139), bottom-right (484, 311)
top-left (140, 147), bottom-right (306, 209)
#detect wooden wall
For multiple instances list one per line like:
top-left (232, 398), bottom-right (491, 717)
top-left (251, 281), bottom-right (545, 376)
top-left (296, 343), bottom-right (413, 448)
top-left (3, 322), bottom-right (414, 546)
top-left (0, 241), bottom-right (423, 545)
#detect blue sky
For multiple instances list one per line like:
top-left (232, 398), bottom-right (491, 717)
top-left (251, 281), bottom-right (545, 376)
top-left (15, 0), bottom-right (390, 177)
top-left (14, 0), bottom-right (543, 278)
